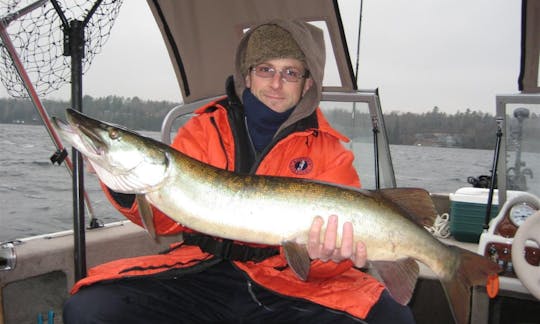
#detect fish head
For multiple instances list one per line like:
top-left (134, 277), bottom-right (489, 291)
top-left (52, 108), bottom-right (170, 194)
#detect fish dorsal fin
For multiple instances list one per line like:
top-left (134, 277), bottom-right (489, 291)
top-left (282, 241), bottom-right (311, 281)
top-left (371, 258), bottom-right (419, 305)
top-left (136, 194), bottom-right (159, 242)
top-left (379, 188), bottom-right (437, 227)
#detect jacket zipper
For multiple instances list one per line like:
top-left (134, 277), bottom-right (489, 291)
top-left (230, 262), bottom-right (364, 321)
top-left (210, 116), bottom-right (230, 171)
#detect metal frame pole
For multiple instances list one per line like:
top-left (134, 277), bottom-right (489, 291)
top-left (49, 0), bottom-right (104, 281)
top-left (69, 19), bottom-right (88, 281)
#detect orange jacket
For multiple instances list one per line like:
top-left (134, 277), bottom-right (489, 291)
top-left (72, 97), bottom-right (385, 319)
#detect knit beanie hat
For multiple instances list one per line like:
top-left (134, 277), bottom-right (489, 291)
top-left (242, 24), bottom-right (306, 75)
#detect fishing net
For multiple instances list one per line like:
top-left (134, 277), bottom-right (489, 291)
top-left (0, 0), bottom-right (123, 98)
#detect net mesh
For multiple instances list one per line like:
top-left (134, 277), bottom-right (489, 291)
top-left (0, 0), bottom-right (123, 98)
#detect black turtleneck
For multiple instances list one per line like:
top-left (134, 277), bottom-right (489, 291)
top-left (242, 89), bottom-right (293, 152)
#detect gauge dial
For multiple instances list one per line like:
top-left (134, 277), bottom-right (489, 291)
top-left (509, 203), bottom-right (537, 227)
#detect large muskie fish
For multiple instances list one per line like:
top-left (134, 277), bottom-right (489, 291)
top-left (53, 109), bottom-right (500, 324)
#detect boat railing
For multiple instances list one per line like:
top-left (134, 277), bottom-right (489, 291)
top-left (160, 90), bottom-right (396, 190)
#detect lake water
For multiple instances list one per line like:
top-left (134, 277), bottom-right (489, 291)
top-left (0, 123), bottom-right (532, 242)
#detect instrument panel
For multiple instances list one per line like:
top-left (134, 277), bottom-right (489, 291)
top-left (483, 242), bottom-right (540, 277)
top-left (494, 201), bottom-right (538, 238)
top-left (479, 194), bottom-right (540, 277)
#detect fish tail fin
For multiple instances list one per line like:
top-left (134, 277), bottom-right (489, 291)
top-left (442, 247), bottom-right (501, 324)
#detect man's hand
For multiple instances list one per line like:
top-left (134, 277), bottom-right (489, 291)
top-left (307, 215), bottom-right (367, 268)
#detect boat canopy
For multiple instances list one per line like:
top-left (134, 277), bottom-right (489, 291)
top-left (146, 0), bottom-right (357, 103)
top-left (520, 0), bottom-right (540, 93)
top-left (149, 0), bottom-right (540, 98)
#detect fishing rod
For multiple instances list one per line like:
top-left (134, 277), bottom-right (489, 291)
top-left (371, 113), bottom-right (380, 189)
top-left (483, 117), bottom-right (503, 230)
top-left (353, 0), bottom-right (364, 86)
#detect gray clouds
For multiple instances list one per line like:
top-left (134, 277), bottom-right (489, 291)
top-left (0, 0), bottom-right (521, 114)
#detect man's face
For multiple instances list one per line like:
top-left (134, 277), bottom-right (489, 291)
top-left (245, 58), bottom-right (313, 113)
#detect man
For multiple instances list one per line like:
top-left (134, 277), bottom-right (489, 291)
top-left (63, 20), bottom-right (415, 323)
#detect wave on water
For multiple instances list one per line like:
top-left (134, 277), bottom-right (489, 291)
top-left (32, 160), bottom-right (53, 166)
top-left (0, 184), bottom-right (17, 191)
top-left (1, 160), bottom-right (55, 166)
top-left (22, 193), bottom-right (48, 200)
top-left (1, 139), bottom-right (16, 145)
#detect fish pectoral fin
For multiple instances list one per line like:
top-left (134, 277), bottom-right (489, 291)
top-left (282, 241), bottom-right (311, 281)
top-left (135, 194), bottom-right (158, 242)
top-left (371, 258), bottom-right (419, 305)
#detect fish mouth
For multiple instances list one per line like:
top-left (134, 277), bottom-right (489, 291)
top-left (53, 110), bottom-right (107, 157)
top-left (76, 123), bottom-right (107, 156)
top-left (52, 116), bottom-right (75, 134)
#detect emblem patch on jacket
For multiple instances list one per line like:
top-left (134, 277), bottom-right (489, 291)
top-left (289, 157), bottom-right (313, 175)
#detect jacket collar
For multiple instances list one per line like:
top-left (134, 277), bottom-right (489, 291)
top-left (198, 76), bottom-right (349, 143)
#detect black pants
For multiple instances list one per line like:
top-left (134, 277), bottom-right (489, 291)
top-left (63, 261), bottom-right (415, 323)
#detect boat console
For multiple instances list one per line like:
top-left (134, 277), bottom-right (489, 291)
top-left (467, 94), bottom-right (540, 323)
top-left (478, 192), bottom-right (540, 297)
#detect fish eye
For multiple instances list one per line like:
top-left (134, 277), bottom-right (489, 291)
top-left (108, 128), bottom-right (120, 139)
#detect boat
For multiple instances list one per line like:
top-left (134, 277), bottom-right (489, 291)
top-left (1, 1), bottom-right (539, 323)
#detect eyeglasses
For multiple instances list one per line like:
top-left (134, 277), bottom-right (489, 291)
top-left (250, 64), bottom-right (309, 83)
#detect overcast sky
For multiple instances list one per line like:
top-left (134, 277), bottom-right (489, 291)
top-left (0, 0), bottom-right (523, 114)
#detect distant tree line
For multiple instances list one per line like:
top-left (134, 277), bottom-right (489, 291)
top-left (384, 106), bottom-right (498, 149)
top-left (0, 96), bottom-right (508, 149)
top-left (0, 95), bottom-right (177, 131)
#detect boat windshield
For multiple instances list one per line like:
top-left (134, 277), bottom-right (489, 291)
top-left (497, 95), bottom-right (540, 204)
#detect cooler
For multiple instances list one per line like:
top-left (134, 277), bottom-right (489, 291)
top-left (449, 187), bottom-right (499, 243)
